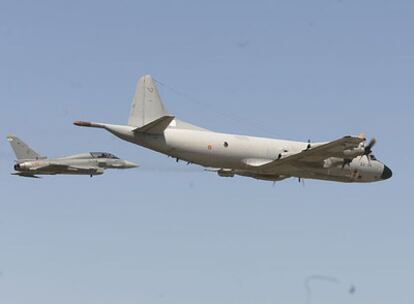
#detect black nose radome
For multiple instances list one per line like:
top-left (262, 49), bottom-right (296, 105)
top-left (381, 165), bottom-right (392, 180)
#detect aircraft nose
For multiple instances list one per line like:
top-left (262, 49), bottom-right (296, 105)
top-left (123, 161), bottom-right (138, 168)
top-left (381, 165), bottom-right (392, 180)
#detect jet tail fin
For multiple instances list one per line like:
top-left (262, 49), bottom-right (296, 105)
top-left (7, 134), bottom-right (46, 161)
top-left (128, 75), bottom-right (169, 127)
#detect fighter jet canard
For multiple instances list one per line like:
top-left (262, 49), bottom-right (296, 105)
top-left (74, 74), bottom-right (392, 183)
top-left (7, 135), bottom-right (138, 178)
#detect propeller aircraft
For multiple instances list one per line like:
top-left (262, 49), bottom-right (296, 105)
top-left (74, 75), bottom-right (392, 183)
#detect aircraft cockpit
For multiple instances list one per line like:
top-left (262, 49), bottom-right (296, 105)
top-left (90, 152), bottom-right (119, 159)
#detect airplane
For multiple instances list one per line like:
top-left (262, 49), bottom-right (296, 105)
top-left (7, 134), bottom-right (138, 178)
top-left (74, 74), bottom-right (392, 183)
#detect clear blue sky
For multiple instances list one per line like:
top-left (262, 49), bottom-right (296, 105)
top-left (0, 1), bottom-right (412, 303)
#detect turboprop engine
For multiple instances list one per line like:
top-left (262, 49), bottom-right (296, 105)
top-left (323, 157), bottom-right (345, 169)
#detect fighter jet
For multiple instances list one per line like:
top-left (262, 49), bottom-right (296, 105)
top-left (74, 74), bottom-right (392, 183)
top-left (7, 135), bottom-right (137, 178)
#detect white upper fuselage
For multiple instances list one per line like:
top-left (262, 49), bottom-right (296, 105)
top-left (73, 74), bottom-right (392, 183)
top-left (100, 122), bottom-right (387, 183)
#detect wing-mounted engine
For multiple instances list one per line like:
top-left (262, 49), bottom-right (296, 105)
top-left (341, 137), bottom-right (377, 167)
top-left (323, 157), bottom-right (345, 169)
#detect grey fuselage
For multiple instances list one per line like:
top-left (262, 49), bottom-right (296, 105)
top-left (14, 152), bottom-right (137, 176)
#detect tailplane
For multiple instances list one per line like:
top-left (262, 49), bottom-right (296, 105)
top-left (7, 134), bottom-right (46, 161)
top-left (128, 75), bottom-right (169, 127)
top-left (132, 115), bottom-right (175, 134)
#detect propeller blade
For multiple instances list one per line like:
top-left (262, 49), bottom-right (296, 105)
top-left (364, 138), bottom-right (376, 155)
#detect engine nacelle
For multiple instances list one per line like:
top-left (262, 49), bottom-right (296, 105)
top-left (343, 147), bottom-right (364, 158)
top-left (323, 157), bottom-right (344, 169)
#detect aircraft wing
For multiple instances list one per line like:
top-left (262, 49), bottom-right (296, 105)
top-left (54, 164), bottom-right (104, 173)
top-left (35, 163), bottom-right (104, 174)
top-left (259, 136), bottom-right (364, 170)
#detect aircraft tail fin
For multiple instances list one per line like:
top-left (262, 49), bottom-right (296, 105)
top-left (7, 134), bottom-right (46, 161)
top-left (128, 75), bottom-right (169, 127)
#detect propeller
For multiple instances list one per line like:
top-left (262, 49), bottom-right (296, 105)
top-left (343, 136), bottom-right (377, 168)
top-left (361, 137), bottom-right (377, 166)
top-left (363, 138), bottom-right (376, 156)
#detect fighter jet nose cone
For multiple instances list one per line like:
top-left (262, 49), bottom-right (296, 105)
top-left (381, 165), bottom-right (392, 180)
top-left (124, 161), bottom-right (138, 168)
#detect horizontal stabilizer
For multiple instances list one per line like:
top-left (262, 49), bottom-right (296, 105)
top-left (132, 115), bottom-right (175, 134)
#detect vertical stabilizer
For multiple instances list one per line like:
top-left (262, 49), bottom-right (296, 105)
top-left (7, 134), bottom-right (45, 160)
top-left (128, 75), bottom-right (169, 127)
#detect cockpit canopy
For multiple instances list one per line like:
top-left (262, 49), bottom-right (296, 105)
top-left (369, 154), bottom-right (377, 161)
top-left (90, 152), bottom-right (119, 159)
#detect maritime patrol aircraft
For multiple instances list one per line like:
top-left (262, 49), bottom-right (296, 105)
top-left (7, 135), bottom-right (137, 178)
top-left (74, 75), bottom-right (392, 183)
